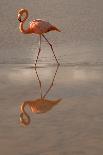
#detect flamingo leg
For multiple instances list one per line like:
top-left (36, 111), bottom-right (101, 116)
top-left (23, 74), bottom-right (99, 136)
top-left (35, 35), bottom-right (41, 67)
top-left (43, 65), bottom-right (59, 98)
top-left (42, 34), bottom-right (60, 65)
top-left (34, 67), bottom-right (43, 99)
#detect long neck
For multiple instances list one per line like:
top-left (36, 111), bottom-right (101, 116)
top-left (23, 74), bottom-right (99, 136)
top-left (20, 102), bottom-right (31, 126)
top-left (19, 10), bottom-right (30, 34)
top-left (19, 22), bottom-right (31, 34)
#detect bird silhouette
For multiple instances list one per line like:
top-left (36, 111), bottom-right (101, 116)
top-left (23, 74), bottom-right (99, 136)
top-left (19, 65), bottom-right (61, 126)
top-left (17, 8), bottom-right (61, 66)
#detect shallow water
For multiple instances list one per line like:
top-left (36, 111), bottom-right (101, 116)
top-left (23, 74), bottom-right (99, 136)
top-left (0, 0), bottom-right (103, 154)
top-left (0, 64), bottom-right (103, 155)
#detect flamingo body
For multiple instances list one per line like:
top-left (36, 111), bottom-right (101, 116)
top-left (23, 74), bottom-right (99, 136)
top-left (29, 19), bottom-right (60, 34)
top-left (20, 98), bottom-right (61, 126)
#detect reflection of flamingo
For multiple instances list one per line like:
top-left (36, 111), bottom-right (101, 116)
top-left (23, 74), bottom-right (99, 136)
top-left (20, 65), bottom-right (61, 126)
top-left (20, 98), bottom-right (61, 126)
top-left (17, 8), bottom-right (61, 66)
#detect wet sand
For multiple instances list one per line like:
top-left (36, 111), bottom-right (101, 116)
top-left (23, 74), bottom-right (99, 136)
top-left (0, 64), bottom-right (103, 155)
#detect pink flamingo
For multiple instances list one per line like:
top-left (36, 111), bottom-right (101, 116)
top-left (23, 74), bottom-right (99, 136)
top-left (17, 8), bottom-right (61, 66)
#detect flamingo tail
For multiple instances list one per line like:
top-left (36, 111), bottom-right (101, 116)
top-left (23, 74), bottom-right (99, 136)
top-left (51, 26), bottom-right (61, 32)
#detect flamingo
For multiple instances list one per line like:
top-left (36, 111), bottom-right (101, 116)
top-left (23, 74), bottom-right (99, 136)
top-left (19, 66), bottom-right (61, 126)
top-left (17, 8), bottom-right (61, 66)
top-left (20, 98), bottom-right (61, 126)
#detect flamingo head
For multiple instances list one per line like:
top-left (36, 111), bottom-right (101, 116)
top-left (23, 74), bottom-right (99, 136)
top-left (17, 8), bottom-right (28, 22)
top-left (19, 112), bottom-right (31, 127)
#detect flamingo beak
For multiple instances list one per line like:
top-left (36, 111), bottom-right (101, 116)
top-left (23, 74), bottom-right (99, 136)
top-left (18, 14), bottom-right (21, 22)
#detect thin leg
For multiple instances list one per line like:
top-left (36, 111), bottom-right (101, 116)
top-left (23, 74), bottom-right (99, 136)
top-left (34, 67), bottom-right (43, 99)
top-left (42, 34), bottom-right (60, 65)
top-left (35, 35), bottom-right (41, 67)
top-left (43, 64), bottom-right (59, 98)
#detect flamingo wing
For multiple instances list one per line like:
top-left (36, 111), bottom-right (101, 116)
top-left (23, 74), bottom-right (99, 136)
top-left (27, 98), bottom-right (61, 113)
top-left (29, 19), bottom-right (60, 34)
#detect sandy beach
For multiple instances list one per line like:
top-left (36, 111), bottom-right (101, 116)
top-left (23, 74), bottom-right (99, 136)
top-left (0, 64), bottom-right (103, 155)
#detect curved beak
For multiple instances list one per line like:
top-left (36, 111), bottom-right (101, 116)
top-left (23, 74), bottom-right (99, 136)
top-left (18, 14), bottom-right (21, 22)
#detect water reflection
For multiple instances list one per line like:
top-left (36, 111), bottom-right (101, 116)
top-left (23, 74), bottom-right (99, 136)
top-left (19, 65), bottom-right (61, 126)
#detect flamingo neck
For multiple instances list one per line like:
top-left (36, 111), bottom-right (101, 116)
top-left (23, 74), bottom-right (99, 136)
top-left (19, 22), bottom-right (31, 34)
top-left (20, 102), bottom-right (31, 125)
